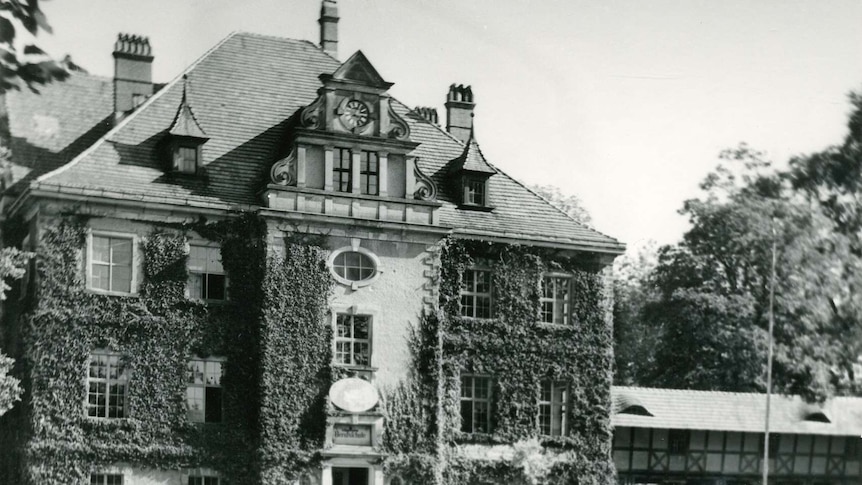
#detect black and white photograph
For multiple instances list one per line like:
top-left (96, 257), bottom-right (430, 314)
top-left (0, 1), bottom-right (861, 484)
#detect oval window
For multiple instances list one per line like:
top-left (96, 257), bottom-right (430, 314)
top-left (328, 244), bottom-right (382, 289)
top-left (333, 251), bottom-right (376, 282)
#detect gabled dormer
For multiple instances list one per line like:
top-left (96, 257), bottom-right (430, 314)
top-left (448, 123), bottom-right (496, 211)
top-left (298, 50), bottom-right (409, 140)
top-left (167, 75), bottom-right (209, 174)
top-left (263, 51), bottom-right (440, 226)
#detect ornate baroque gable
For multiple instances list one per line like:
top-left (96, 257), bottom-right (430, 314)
top-left (264, 50), bottom-right (440, 226)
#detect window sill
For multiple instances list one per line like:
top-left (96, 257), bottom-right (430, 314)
top-left (333, 364), bottom-right (378, 374)
top-left (536, 321), bottom-right (576, 330)
top-left (456, 203), bottom-right (495, 212)
top-left (188, 298), bottom-right (230, 306)
top-left (87, 288), bottom-right (138, 298)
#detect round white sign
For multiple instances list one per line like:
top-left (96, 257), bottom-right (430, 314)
top-left (329, 377), bottom-right (379, 413)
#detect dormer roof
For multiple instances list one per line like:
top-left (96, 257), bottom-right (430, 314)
top-left (449, 126), bottom-right (496, 175)
top-left (169, 76), bottom-right (208, 140)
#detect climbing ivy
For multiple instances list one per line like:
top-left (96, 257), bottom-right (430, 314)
top-left (381, 238), bottom-right (616, 485)
top-left (1, 213), bottom-right (614, 485)
top-left (0, 212), bottom-right (335, 485)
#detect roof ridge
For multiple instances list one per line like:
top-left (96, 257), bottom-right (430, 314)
top-left (35, 31), bottom-right (241, 185)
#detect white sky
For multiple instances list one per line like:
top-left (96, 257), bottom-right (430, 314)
top-left (33, 0), bottom-right (862, 249)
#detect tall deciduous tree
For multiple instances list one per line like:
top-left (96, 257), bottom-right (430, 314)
top-left (612, 241), bottom-right (661, 385)
top-left (1, 0), bottom-right (68, 93)
top-left (621, 127), bottom-right (862, 400)
top-left (0, 246), bottom-right (31, 415)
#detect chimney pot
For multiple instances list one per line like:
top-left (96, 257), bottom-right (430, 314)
top-left (415, 107), bottom-right (439, 125)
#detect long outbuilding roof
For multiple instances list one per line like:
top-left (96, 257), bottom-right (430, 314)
top-left (612, 386), bottom-right (862, 436)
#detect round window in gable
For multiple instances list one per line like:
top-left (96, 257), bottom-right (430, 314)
top-left (327, 243), bottom-right (382, 289)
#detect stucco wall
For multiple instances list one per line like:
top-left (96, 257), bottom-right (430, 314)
top-left (326, 234), bottom-right (436, 390)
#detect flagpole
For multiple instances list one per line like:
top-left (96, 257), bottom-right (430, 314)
top-left (762, 219), bottom-right (777, 485)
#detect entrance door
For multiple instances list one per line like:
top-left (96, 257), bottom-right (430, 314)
top-left (332, 467), bottom-right (369, 485)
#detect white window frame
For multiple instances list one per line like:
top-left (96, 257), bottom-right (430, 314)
top-left (537, 380), bottom-right (568, 436)
top-left (86, 350), bottom-right (129, 420)
top-left (459, 374), bottom-right (495, 434)
top-left (87, 230), bottom-right (139, 296)
top-left (183, 468), bottom-right (221, 485)
top-left (333, 312), bottom-right (372, 369)
top-left (539, 273), bottom-right (572, 326)
top-left (326, 239), bottom-right (384, 290)
top-left (186, 356), bottom-right (225, 424)
top-left (331, 304), bottom-right (378, 379)
top-left (460, 267), bottom-right (493, 318)
top-left (186, 242), bottom-right (228, 302)
top-left (90, 472), bottom-right (124, 485)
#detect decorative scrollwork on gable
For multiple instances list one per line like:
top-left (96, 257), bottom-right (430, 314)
top-left (413, 160), bottom-right (437, 201)
top-left (270, 148), bottom-right (296, 186)
top-left (300, 95), bottom-right (325, 130)
top-left (386, 103), bottom-right (410, 141)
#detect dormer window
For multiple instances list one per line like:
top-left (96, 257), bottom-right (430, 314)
top-left (174, 143), bottom-right (200, 174)
top-left (447, 123), bottom-right (496, 210)
top-left (168, 75), bottom-right (208, 175)
top-left (465, 178), bottom-right (486, 206)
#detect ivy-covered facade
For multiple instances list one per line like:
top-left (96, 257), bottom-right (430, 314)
top-left (0, 2), bottom-right (625, 485)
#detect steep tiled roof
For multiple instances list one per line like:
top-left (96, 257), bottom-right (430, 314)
top-left (32, 32), bottom-right (623, 253)
top-left (1, 72), bottom-right (114, 192)
top-left (611, 386), bottom-right (862, 436)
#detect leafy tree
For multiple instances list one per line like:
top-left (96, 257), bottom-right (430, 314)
top-left (630, 139), bottom-right (862, 401)
top-left (612, 241), bottom-right (661, 385)
top-left (1, 0), bottom-right (68, 93)
top-left (0, 246), bottom-right (31, 415)
top-left (530, 184), bottom-right (592, 226)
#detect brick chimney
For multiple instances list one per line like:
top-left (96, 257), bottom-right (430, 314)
top-left (415, 107), bottom-right (439, 125)
top-left (113, 33), bottom-right (153, 115)
top-left (445, 84), bottom-right (475, 143)
top-left (319, 0), bottom-right (339, 59)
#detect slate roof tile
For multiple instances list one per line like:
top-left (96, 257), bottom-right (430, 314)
top-left (2, 72), bottom-right (114, 191)
top-left (30, 32), bottom-right (623, 252)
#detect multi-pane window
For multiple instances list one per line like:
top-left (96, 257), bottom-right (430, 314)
top-left (360, 151), bottom-right (379, 195)
top-left (175, 145), bottom-right (198, 173)
top-left (333, 148), bottom-right (352, 192)
top-left (188, 245), bottom-right (227, 300)
top-left (460, 268), bottom-right (492, 318)
top-left (335, 314), bottom-right (371, 367)
top-left (540, 275), bottom-right (571, 325)
top-left (91, 235), bottom-right (133, 293)
top-left (460, 375), bottom-right (494, 434)
top-left (87, 352), bottom-right (128, 419)
top-left (332, 251), bottom-right (376, 282)
top-left (538, 380), bottom-right (568, 436)
top-left (186, 358), bottom-right (223, 423)
top-left (90, 474), bottom-right (123, 485)
top-left (188, 475), bottom-right (220, 485)
top-left (465, 179), bottom-right (486, 206)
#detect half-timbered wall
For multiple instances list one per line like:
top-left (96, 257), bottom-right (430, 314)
top-left (614, 426), bottom-right (862, 485)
